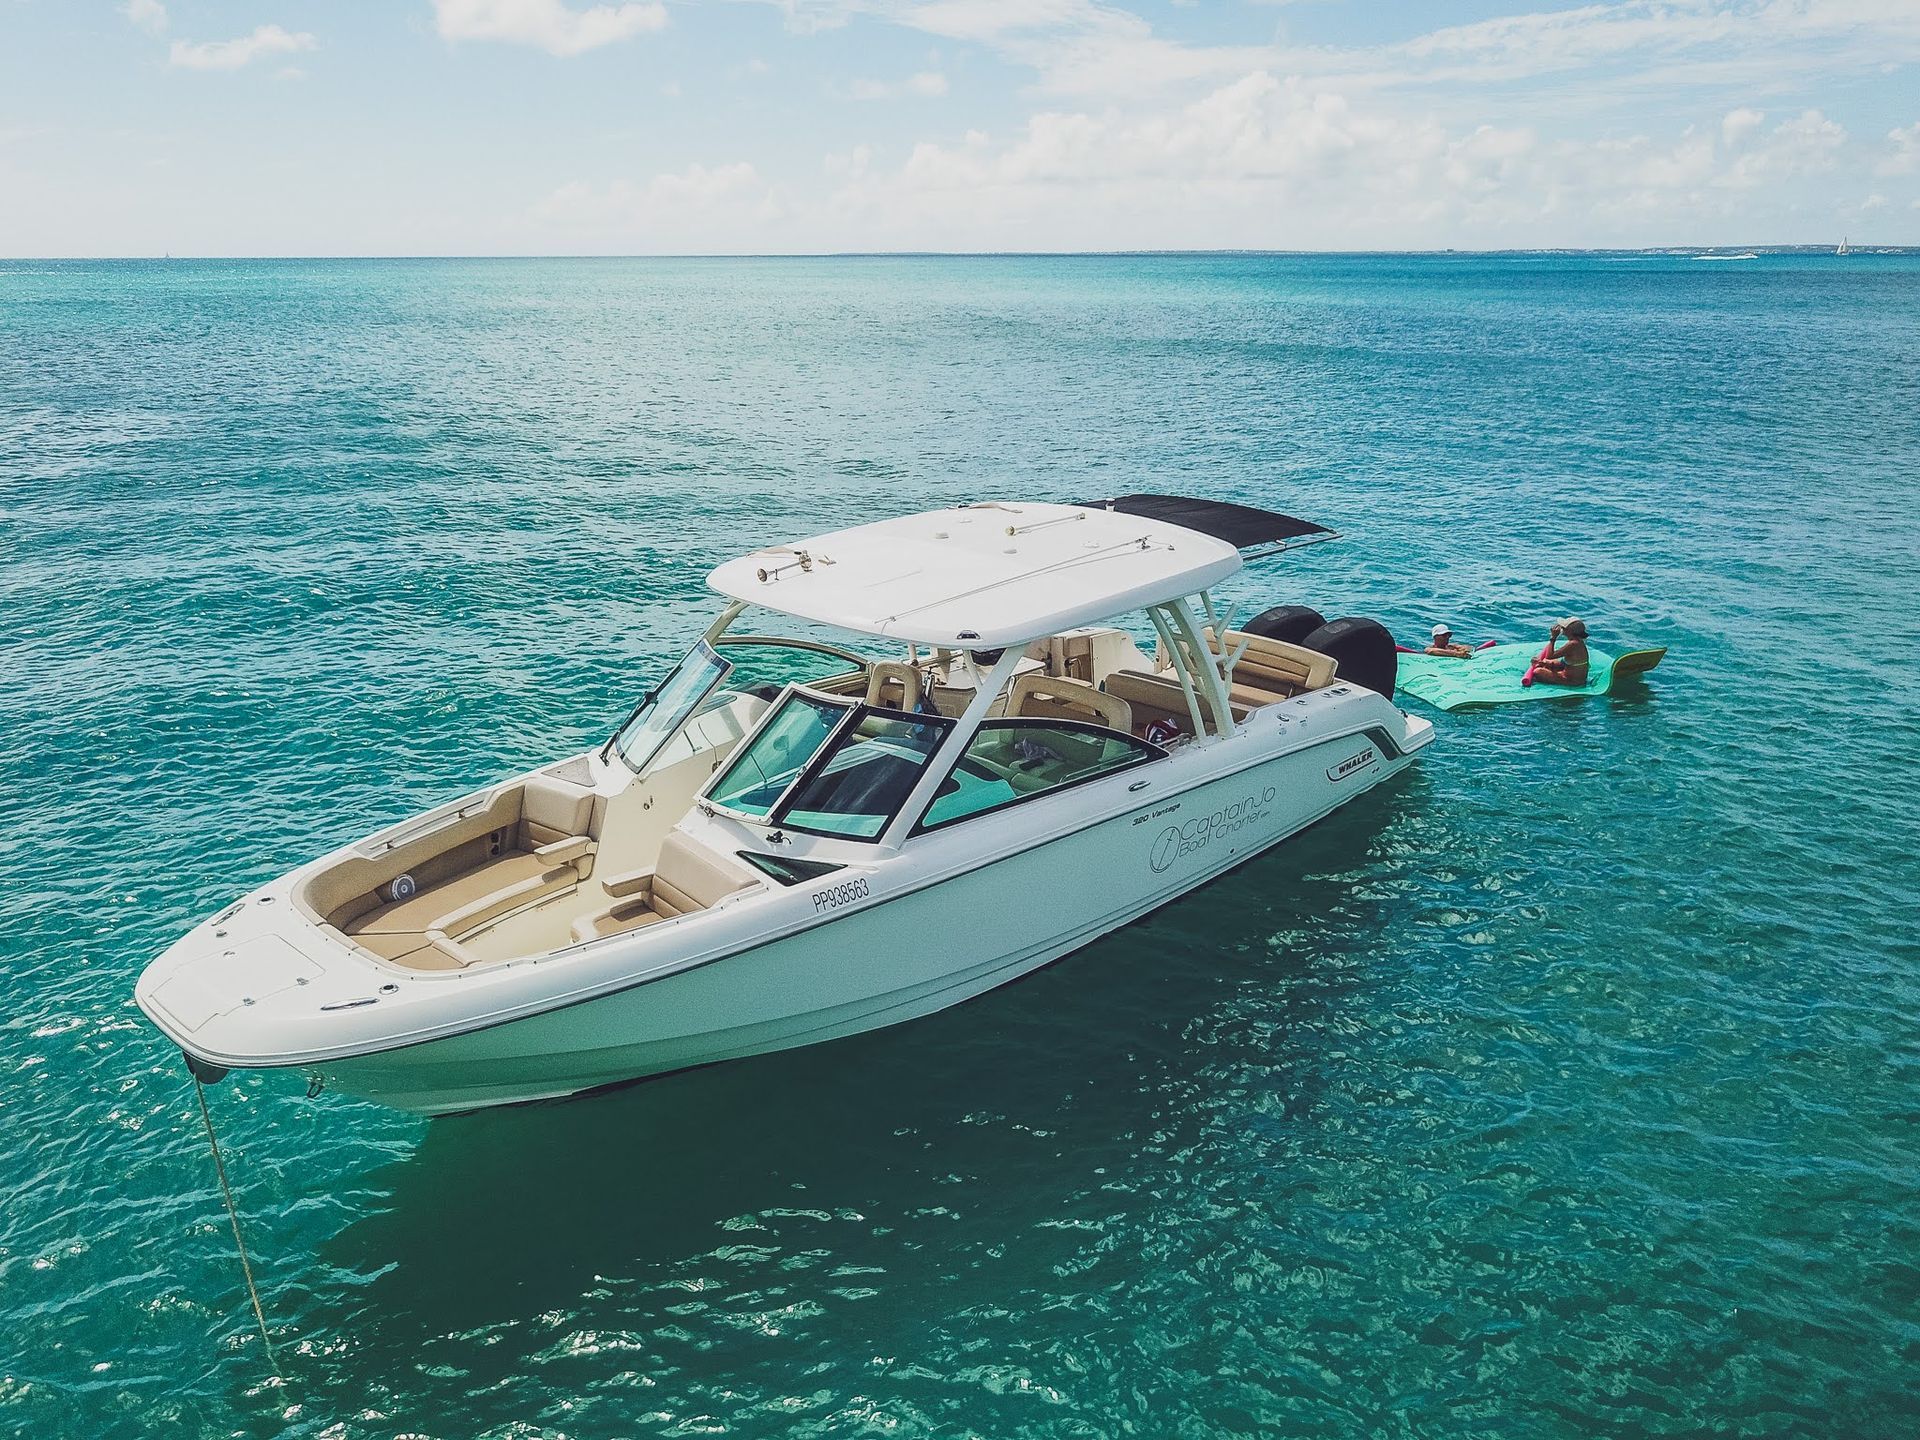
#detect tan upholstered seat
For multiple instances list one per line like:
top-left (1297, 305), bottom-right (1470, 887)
top-left (569, 831), bottom-right (761, 944)
top-left (568, 900), bottom-right (668, 945)
top-left (317, 770), bottom-right (602, 970)
top-left (1005, 672), bottom-right (1133, 733)
top-left (1102, 668), bottom-right (1236, 737)
top-left (864, 661), bottom-right (924, 712)
top-left (519, 772), bottom-right (597, 849)
top-left (341, 851), bottom-right (585, 969)
top-left (1202, 628), bottom-right (1337, 705)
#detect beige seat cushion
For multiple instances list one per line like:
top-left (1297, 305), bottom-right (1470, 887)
top-left (1103, 668), bottom-right (1237, 736)
top-left (344, 929), bottom-right (454, 968)
top-left (1203, 628), bottom-right (1337, 702)
top-left (345, 852), bottom-right (558, 935)
top-left (521, 772), bottom-right (596, 848)
top-left (570, 900), bottom-right (668, 945)
top-left (1005, 672), bottom-right (1133, 733)
top-left (650, 831), bottom-right (759, 916)
top-left (864, 661), bottom-right (923, 712)
top-left (343, 852), bottom-right (582, 973)
top-left (297, 786), bottom-right (525, 926)
top-left (567, 832), bottom-right (761, 945)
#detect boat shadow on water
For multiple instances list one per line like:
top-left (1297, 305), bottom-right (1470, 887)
top-left (301, 781), bottom-right (1427, 1348)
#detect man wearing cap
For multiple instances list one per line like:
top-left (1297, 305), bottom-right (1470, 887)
top-left (1524, 617), bottom-right (1590, 686)
top-left (1425, 624), bottom-right (1474, 659)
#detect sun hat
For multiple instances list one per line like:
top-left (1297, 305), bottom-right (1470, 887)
top-left (1431, 624), bottom-right (1452, 639)
top-left (1562, 617), bottom-right (1588, 638)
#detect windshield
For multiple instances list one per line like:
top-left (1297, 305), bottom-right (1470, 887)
top-left (705, 691), bottom-right (849, 819)
top-left (609, 640), bottom-right (732, 774)
top-left (715, 636), bottom-right (871, 693)
top-left (777, 710), bottom-right (953, 839)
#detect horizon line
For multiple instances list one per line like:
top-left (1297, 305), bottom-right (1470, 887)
top-left (5, 243), bottom-right (1916, 263)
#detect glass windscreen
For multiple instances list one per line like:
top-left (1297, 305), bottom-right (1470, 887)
top-left (610, 640), bottom-right (733, 775)
top-left (917, 721), bottom-right (1160, 832)
top-left (776, 710), bottom-right (953, 839)
top-left (705, 691), bottom-right (849, 819)
top-left (715, 637), bottom-right (871, 695)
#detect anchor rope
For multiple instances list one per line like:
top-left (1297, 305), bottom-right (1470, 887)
top-left (193, 1076), bottom-right (281, 1376)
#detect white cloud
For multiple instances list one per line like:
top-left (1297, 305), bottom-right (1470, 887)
top-left (1721, 107), bottom-right (1764, 147)
top-left (874, 0), bottom-right (1120, 45)
top-left (824, 143), bottom-right (876, 178)
top-left (772, 70), bottom-right (1890, 251)
top-left (1720, 108), bottom-right (1846, 187)
top-left (888, 77), bottom-right (1421, 202)
top-left (768, 0), bottom-right (1920, 104)
top-left (432, 0), bottom-right (668, 57)
top-left (770, 0), bottom-right (852, 34)
top-left (1338, 0), bottom-right (1920, 93)
top-left (168, 25), bottom-right (317, 71)
top-left (817, 74), bottom-right (1471, 244)
top-left (535, 163), bottom-right (774, 245)
top-left (1878, 121), bottom-right (1920, 176)
top-left (1625, 127), bottom-right (1716, 189)
top-left (844, 70), bottom-right (950, 100)
top-left (122, 0), bottom-right (168, 36)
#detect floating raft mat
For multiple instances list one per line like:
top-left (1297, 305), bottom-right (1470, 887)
top-left (1396, 643), bottom-right (1665, 712)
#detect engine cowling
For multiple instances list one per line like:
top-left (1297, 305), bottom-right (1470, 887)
top-left (1298, 617), bottom-right (1398, 699)
top-left (1240, 605), bottom-right (1326, 647)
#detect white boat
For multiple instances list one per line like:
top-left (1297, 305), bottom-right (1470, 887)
top-left (1836, 237), bottom-right (1850, 256)
top-left (137, 497), bottom-right (1433, 1115)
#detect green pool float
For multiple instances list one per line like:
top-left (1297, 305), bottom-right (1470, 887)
top-left (1396, 642), bottom-right (1666, 712)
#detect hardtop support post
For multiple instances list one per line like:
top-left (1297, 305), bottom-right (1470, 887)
top-left (1167, 595), bottom-right (1236, 737)
top-left (1149, 604), bottom-right (1212, 741)
top-left (876, 645), bottom-right (1027, 852)
top-left (701, 600), bottom-right (748, 645)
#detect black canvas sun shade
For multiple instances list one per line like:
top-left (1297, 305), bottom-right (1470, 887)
top-left (1075, 493), bottom-right (1334, 553)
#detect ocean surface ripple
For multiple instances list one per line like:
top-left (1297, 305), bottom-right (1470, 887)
top-left (1, 255), bottom-right (1916, 1439)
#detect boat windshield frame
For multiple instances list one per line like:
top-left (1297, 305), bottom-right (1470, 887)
top-left (700, 685), bottom-right (955, 842)
top-left (605, 639), bottom-right (734, 776)
top-left (771, 704), bottom-right (956, 841)
top-left (702, 687), bottom-right (855, 823)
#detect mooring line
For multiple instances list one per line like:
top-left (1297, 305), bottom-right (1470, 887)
top-left (193, 1076), bottom-right (282, 1377)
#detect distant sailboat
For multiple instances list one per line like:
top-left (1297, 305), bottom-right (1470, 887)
top-left (1835, 237), bottom-right (1851, 256)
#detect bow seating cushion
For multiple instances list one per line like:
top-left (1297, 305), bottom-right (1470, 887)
top-left (569, 831), bottom-right (761, 945)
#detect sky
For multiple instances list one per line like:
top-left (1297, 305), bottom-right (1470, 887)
top-left (2, 0), bottom-right (1917, 255)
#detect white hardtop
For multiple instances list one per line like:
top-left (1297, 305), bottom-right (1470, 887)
top-left (706, 501), bottom-right (1243, 649)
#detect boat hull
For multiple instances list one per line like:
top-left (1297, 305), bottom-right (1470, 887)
top-left (317, 723), bottom-right (1422, 1115)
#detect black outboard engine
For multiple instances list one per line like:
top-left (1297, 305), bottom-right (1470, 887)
top-left (1299, 617), bottom-right (1398, 698)
top-left (1241, 605), bottom-right (1326, 647)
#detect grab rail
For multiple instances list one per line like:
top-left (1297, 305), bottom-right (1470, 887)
top-left (368, 794), bottom-right (496, 855)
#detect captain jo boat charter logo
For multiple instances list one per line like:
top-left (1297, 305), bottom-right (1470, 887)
top-left (1150, 787), bottom-right (1278, 873)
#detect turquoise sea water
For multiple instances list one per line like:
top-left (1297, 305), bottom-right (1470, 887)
top-left (3, 254), bottom-right (1918, 1438)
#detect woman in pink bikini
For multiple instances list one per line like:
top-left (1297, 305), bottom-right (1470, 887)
top-left (1525, 617), bottom-right (1590, 687)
